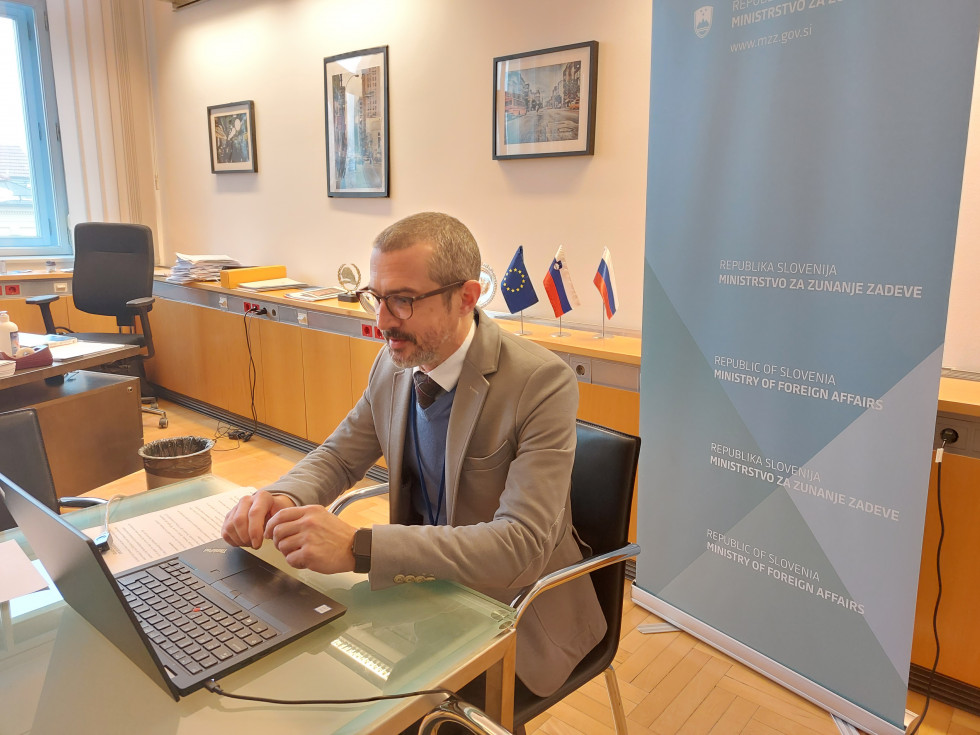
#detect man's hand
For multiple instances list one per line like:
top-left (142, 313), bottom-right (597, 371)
top-left (265, 505), bottom-right (357, 575)
top-left (221, 490), bottom-right (296, 549)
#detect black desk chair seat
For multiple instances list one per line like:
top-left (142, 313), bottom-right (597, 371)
top-left (27, 222), bottom-right (167, 428)
top-left (0, 408), bottom-right (104, 532)
top-left (330, 420), bottom-right (642, 735)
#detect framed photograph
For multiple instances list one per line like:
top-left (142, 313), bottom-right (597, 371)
top-left (207, 100), bottom-right (257, 173)
top-left (324, 46), bottom-right (389, 197)
top-left (493, 41), bottom-right (598, 160)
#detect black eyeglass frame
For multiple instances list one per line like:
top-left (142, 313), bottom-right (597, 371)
top-left (356, 281), bottom-right (466, 319)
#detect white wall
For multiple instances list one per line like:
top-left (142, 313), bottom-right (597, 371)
top-left (944, 40), bottom-right (980, 374)
top-left (144, 0), bottom-right (653, 332)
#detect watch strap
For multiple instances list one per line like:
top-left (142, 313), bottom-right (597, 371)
top-left (352, 528), bottom-right (372, 574)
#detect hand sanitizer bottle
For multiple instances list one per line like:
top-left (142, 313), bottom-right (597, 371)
top-left (0, 311), bottom-right (19, 357)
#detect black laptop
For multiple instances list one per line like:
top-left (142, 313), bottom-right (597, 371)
top-left (0, 473), bottom-right (347, 700)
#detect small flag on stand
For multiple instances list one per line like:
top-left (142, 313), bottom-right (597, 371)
top-left (593, 247), bottom-right (618, 319)
top-left (501, 246), bottom-right (539, 313)
top-left (543, 246), bottom-right (580, 318)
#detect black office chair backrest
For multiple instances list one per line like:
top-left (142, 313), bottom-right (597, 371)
top-left (71, 222), bottom-right (155, 328)
top-left (570, 420), bottom-right (641, 642)
top-left (0, 409), bottom-right (59, 532)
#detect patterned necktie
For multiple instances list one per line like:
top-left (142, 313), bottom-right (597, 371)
top-left (413, 371), bottom-right (443, 410)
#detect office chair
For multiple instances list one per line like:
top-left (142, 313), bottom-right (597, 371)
top-left (329, 420), bottom-right (642, 734)
top-left (27, 222), bottom-right (168, 428)
top-left (0, 408), bottom-right (104, 533)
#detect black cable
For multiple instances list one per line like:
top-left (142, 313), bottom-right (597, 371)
top-left (204, 679), bottom-right (456, 706)
top-left (908, 442), bottom-right (947, 735)
top-left (241, 309), bottom-right (260, 441)
top-left (211, 420), bottom-right (242, 451)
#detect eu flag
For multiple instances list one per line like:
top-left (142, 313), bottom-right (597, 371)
top-left (501, 246), bottom-right (539, 313)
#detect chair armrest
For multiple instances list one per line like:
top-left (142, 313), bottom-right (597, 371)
top-left (509, 542), bottom-right (640, 626)
top-left (26, 295), bottom-right (61, 334)
top-left (327, 482), bottom-right (390, 515)
top-left (126, 297), bottom-right (156, 358)
top-left (58, 496), bottom-right (108, 509)
top-left (419, 697), bottom-right (513, 735)
top-left (126, 296), bottom-right (155, 311)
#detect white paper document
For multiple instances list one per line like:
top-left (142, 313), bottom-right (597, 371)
top-left (48, 341), bottom-right (125, 361)
top-left (0, 539), bottom-right (48, 602)
top-left (82, 487), bottom-right (254, 575)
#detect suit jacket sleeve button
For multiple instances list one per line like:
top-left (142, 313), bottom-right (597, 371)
top-left (393, 574), bottom-right (405, 584)
top-left (404, 575), bottom-right (417, 583)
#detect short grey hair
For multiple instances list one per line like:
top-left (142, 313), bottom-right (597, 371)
top-left (373, 212), bottom-right (481, 286)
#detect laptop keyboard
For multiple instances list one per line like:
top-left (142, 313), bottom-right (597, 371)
top-left (118, 558), bottom-right (280, 677)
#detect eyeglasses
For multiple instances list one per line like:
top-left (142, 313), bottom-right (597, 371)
top-left (356, 281), bottom-right (465, 319)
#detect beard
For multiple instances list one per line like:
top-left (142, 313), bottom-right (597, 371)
top-left (382, 327), bottom-right (446, 368)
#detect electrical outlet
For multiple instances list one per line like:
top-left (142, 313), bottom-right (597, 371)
top-left (243, 301), bottom-right (256, 313)
top-left (54, 282), bottom-right (68, 293)
top-left (3, 284), bottom-right (19, 296)
top-left (569, 357), bottom-right (592, 383)
top-left (297, 311), bottom-right (308, 326)
top-left (361, 324), bottom-right (373, 338)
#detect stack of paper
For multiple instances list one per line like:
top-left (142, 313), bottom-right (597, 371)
top-left (166, 252), bottom-right (241, 284)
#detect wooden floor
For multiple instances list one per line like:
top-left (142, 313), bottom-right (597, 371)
top-left (103, 400), bottom-right (980, 735)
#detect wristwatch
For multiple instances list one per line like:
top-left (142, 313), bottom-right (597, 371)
top-left (351, 528), bottom-right (372, 574)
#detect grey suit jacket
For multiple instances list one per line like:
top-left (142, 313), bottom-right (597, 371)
top-left (265, 309), bottom-right (607, 696)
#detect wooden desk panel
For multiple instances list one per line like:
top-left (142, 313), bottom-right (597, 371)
top-left (350, 337), bottom-right (385, 467)
top-left (350, 337), bottom-right (384, 403)
top-left (144, 298), bottom-right (206, 400)
top-left (256, 319), bottom-right (306, 438)
top-left (0, 372), bottom-right (143, 496)
top-left (911, 452), bottom-right (980, 688)
top-left (145, 299), bottom-right (258, 419)
top-left (302, 328), bottom-right (353, 443)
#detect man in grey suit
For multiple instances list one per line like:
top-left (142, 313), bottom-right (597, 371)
top-left (222, 212), bottom-right (606, 698)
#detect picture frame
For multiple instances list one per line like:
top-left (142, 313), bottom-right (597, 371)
top-left (492, 41), bottom-right (598, 160)
top-left (324, 46), bottom-right (389, 197)
top-left (207, 100), bottom-right (257, 173)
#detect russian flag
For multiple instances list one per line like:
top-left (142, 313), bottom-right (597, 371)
top-left (543, 245), bottom-right (581, 318)
top-left (593, 247), bottom-right (618, 319)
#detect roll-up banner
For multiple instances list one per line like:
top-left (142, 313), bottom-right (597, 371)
top-left (635, 2), bottom-right (979, 733)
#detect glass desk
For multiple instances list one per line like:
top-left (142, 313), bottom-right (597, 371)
top-left (0, 475), bottom-right (516, 734)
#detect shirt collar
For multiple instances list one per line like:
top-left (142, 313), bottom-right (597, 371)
top-left (415, 317), bottom-right (476, 393)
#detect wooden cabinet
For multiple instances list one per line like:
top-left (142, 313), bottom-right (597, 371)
top-left (0, 372), bottom-right (143, 496)
top-left (145, 298), bottom-right (387, 445)
top-left (302, 329), bottom-right (353, 443)
top-left (911, 452), bottom-right (980, 689)
top-left (256, 319), bottom-right (306, 438)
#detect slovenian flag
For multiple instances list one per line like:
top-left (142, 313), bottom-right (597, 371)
top-left (501, 246), bottom-right (539, 313)
top-left (543, 245), bottom-right (580, 318)
top-left (593, 247), bottom-right (618, 319)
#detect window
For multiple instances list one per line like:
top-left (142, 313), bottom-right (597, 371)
top-left (0, 0), bottom-right (69, 257)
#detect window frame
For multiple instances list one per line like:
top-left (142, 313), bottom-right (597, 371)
top-left (0, 0), bottom-right (71, 257)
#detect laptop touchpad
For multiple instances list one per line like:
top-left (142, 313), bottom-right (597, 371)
top-left (180, 541), bottom-right (257, 583)
top-left (212, 566), bottom-right (292, 610)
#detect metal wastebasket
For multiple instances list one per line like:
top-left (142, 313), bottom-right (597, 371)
top-left (138, 436), bottom-right (215, 489)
